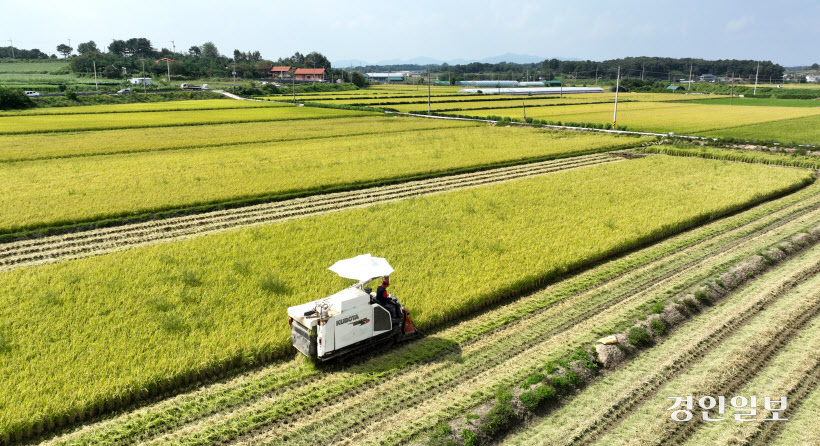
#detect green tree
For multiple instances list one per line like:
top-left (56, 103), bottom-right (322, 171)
top-left (188, 45), bottom-right (201, 57)
top-left (56, 44), bottom-right (73, 58)
top-left (201, 42), bottom-right (220, 59)
top-left (77, 41), bottom-right (98, 55)
top-left (0, 87), bottom-right (34, 110)
top-left (109, 40), bottom-right (127, 57)
top-left (304, 51), bottom-right (331, 71)
top-left (351, 71), bottom-right (367, 87)
top-left (102, 64), bottom-right (122, 79)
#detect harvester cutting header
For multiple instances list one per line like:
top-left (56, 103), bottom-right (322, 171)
top-left (288, 254), bottom-right (418, 360)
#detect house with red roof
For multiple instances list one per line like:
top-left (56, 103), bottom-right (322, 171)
top-left (270, 66), bottom-right (293, 79)
top-left (294, 68), bottom-right (325, 81)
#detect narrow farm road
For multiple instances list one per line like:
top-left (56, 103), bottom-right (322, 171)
top-left (0, 153), bottom-right (623, 272)
top-left (211, 89), bottom-right (263, 101)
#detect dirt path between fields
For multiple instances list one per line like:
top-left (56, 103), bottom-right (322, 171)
top-left (0, 153), bottom-right (622, 272)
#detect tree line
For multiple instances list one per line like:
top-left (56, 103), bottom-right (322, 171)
top-left (358, 57), bottom-right (786, 82)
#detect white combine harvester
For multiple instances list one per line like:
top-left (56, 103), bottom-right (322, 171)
top-left (287, 254), bottom-right (418, 360)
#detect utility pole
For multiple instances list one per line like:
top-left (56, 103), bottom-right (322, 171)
top-left (560, 72), bottom-right (563, 98)
top-left (8, 40), bottom-right (13, 59)
top-left (753, 62), bottom-right (760, 96)
top-left (595, 67), bottom-right (598, 85)
top-left (427, 66), bottom-right (431, 113)
top-left (730, 72), bottom-right (735, 105)
top-left (641, 64), bottom-right (645, 81)
top-left (141, 59), bottom-right (147, 94)
top-left (93, 60), bottom-right (98, 90)
top-left (170, 40), bottom-right (175, 55)
top-left (522, 99), bottom-right (526, 122)
top-left (613, 66), bottom-right (621, 127)
top-left (292, 73), bottom-right (295, 102)
top-left (166, 58), bottom-right (171, 83)
top-left (233, 59), bottom-right (237, 88)
top-left (688, 63), bottom-right (693, 91)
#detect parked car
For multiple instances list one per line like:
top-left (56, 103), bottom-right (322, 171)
top-left (117, 88), bottom-right (131, 95)
top-left (23, 91), bottom-right (40, 97)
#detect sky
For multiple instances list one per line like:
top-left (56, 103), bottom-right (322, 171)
top-left (5, 0), bottom-right (819, 66)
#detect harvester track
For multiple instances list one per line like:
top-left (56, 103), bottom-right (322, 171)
top-left (658, 295), bottom-right (820, 446)
top-left (747, 357), bottom-right (820, 446)
top-left (569, 256), bottom-right (820, 446)
top-left (0, 153), bottom-right (620, 272)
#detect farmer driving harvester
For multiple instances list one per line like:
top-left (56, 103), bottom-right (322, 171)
top-left (375, 276), bottom-right (399, 318)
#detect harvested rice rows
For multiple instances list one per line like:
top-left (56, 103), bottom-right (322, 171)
top-left (504, 243), bottom-right (820, 445)
top-left (683, 303), bottom-right (820, 445)
top-left (0, 153), bottom-right (622, 271)
top-left (590, 271), bottom-right (820, 446)
top-left (40, 177), bottom-right (820, 446)
top-left (768, 375), bottom-right (820, 445)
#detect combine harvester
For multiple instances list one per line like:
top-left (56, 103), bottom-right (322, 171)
top-left (288, 254), bottom-right (418, 360)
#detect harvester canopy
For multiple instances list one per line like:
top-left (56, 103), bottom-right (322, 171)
top-left (328, 254), bottom-right (394, 282)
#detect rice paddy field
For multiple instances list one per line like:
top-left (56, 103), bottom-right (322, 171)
top-left (3, 86), bottom-right (820, 446)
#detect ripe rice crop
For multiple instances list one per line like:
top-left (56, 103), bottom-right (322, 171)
top-left (642, 145), bottom-right (820, 169)
top-left (0, 127), bottom-right (641, 233)
top-left (0, 105), bottom-right (373, 134)
top-left (688, 97), bottom-right (820, 107)
top-left (695, 114), bottom-right (820, 146)
top-left (0, 155), bottom-right (810, 440)
top-left (0, 116), bottom-right (479, 162)
top-left (463, 102), bottom-right (820, 134)
top-left (0, 98), bottom-right (282, 117)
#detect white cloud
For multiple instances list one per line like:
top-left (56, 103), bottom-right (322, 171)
top-left (726, 16), bottom-right (754, 32)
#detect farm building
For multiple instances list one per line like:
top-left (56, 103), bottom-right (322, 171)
top-left (366, 73), bottom-right (405, 82)
top-left (545, 80), bottom-right (562, 87)
top-left (128, 77), bottom-right (152, 85)
top-left (458, 86), bottom-right (603, 95)
top-left (666, 85), bottom-right (685, 91)
top-left (457, 80), bottom-right (519, 88)
top-left (270, 66), bottom-right (293, 79)
top-left (699, 74), bottom-right (717, 82)
top-left (519, 81), bottom-right (546, 87)
top-left (294, 68), bottom-right (326, 81)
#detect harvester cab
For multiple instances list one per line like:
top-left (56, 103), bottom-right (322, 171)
top-left (287, 254), bottom-right (418, 360)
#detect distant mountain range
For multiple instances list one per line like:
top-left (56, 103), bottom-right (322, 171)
top-left (332, 53), bottom-right (582, 68)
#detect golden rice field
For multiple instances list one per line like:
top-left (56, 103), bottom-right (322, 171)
top-left (465, 102), bottom-right (820, 134)
top-left (0, 115), bottom-right (479, 162)
top-left (3, 88), bottom-right (820, 445)
top-left (0, 98), bottom-right (281, 116)
top-left (0, 155), bottom-right (808, 440)
top-left (0, 125), bottom-right (642, 233)
top-left (0, 104), bottom-right (374, 134)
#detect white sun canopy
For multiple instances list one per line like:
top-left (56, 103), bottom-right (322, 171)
top-left (328, 254), bottom-right (394, 282)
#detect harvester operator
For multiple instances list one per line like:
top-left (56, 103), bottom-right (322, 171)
top-left (376, 277), bottom-right (399, 318)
